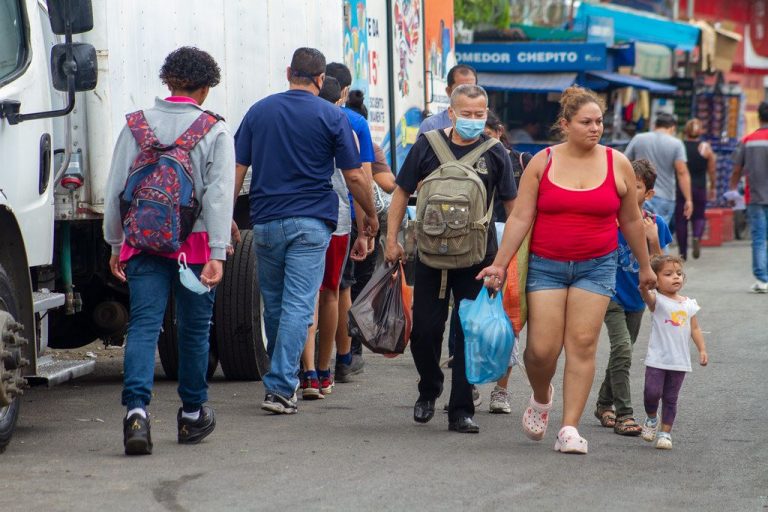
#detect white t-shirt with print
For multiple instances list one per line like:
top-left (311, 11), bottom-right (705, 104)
top-left (645, 293), bottom-right (701, 372)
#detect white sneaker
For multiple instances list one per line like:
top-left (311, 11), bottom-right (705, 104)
top-left (472, 385), bottom-right (482, 408)
top-left (655, 432), bottom-right (673, 449)
top-left (489, 385), bottom-right (512, 414)
top-left (641, 416), bottom-right (658, 442)
top-left (750, 281), bottom-right (768, 293)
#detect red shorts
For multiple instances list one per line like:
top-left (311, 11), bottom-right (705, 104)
top-left (320, 234), bottom-right (350, 291)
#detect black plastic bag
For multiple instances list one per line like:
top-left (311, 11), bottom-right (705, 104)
top-left (348, 262), bottom-right (411, 355)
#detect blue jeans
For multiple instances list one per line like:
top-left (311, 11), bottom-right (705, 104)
top-left (645, 196), bottom-right (676, 226)
top-left (253, 217), bottom-right (332, 398)
top-left (123, 254), bottom-right (215, 411)
top-left (526, 251), bottom-right (618, 297)
top-left (748, 204), bottom-right (768, 282)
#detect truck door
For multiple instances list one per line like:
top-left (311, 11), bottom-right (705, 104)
top-left (0, 0), bottom-right (56, 267)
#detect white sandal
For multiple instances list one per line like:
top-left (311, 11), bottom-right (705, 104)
top-left (522, 384), bottom-right (553, 441)
top-left (554, 426), bottom-right (588, 454)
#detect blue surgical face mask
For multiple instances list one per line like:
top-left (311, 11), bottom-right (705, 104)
top-left (455, 117), bottom-right (486, 140)
top-left (178, 253), bottom-right (210, 295)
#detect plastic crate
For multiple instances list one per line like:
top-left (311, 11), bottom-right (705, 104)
top-left (720, 208), bottom-right (734, 242)
top-left (700, 208), bottom-right (723, 247)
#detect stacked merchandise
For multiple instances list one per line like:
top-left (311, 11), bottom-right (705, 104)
top-left (694, 91), bottom-right (742, 207)
top-left (673, 78), bottom-right (694, 134)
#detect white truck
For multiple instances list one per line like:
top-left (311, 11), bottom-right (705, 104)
top-left (0, 0), bottom-right (441, 452)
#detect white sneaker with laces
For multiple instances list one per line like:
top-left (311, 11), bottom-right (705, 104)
top-left (489, 385), bottom-right (512, 414)
top-left (750, 280), bottom-right (768, 293)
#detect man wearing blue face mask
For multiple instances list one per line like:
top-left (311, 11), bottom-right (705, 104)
top-left (384, 85), bottom-right (517, 434)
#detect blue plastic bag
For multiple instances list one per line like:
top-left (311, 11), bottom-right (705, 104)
top-left (459, 287), bottom-right (515, 385)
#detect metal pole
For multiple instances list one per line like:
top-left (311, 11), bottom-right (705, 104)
top-left (673, 0), bottom-right (680, 19)
top-left (687, 0), bottom-right (695, 20)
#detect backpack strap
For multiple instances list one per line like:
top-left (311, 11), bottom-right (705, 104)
top-left (125, 111), bottom-right (162, 150)
top-left (424, 130), bottom-right (457, 165)
top-left (438, 270), bottom-right (448, 300)
top-left (458, 137), bottom-right (499, 167)
top-left (174, 111), bottom-right (223, 151)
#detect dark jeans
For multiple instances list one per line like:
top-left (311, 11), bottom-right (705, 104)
top-left (123, 254), bottom-right (215, 411)
top-left (411, 259), bottom-right (486, 421)
top-left (644, 366), bottom-right (686, 427)
top-left (675, 186), bottom-right (707, 258)
top-left (596, 301), bottom-right (644, 417)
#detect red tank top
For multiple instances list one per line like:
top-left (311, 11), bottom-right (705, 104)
top-left (530, 147), bottom-right (621, 261)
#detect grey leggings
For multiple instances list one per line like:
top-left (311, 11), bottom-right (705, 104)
top-left (643, 366), bottom-right (686, 427)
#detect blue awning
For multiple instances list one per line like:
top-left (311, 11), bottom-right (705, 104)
top-left (576, 3), bottom-right (700, 51)
top-left (584, 71), bottom-right (676, 94)
top-left (478, 72), bottom-right (576, 93)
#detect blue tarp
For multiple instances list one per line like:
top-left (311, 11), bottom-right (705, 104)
top-left (477, 72), bottom-right (577, 93)
top-left (576, 3), bottom-right (700, 51)
top-left (584, 71), bottom-right (677, 94)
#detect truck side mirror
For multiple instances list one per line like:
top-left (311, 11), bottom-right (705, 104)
top-left (46, 0), bottom-right (93, 35)
top-left (51, 43), bottom-right (97, 92)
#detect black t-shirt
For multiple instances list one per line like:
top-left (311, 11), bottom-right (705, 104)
top-left (494, 148), bottom-right (532, 222)
top-left (683, 140), bottom-right (708, 189)
top-left (396, 130), bottom-right (518, 258)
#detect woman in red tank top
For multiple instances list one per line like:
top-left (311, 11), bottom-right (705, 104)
top-left (478, 86), bottom-right (656, 454)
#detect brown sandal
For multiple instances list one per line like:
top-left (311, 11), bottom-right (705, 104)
top-left (594, 407), bottom-right (616, 428)
top-left (614, 416), bottom-right (642, 436)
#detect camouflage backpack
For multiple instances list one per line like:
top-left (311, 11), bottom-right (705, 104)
top-left (415, 131), bottom-right (499, 297)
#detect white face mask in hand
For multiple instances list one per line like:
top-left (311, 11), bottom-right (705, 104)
top-left (178, 253), bottom-right (210, 295)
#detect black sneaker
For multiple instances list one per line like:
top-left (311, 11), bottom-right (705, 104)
top-left (335, 355), bottom-right (364, 383)
top-left (177, 406), bottom-right (216, 445)
top-left (261, 392), bottom-right (298, 414)
top-left (123, 413), bottom-right (152, 456)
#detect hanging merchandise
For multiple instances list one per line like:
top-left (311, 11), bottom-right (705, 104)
top-left (693, 85), bottom-right (743, 207)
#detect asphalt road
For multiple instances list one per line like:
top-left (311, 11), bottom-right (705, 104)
top-left (1, 241), bottom-right (766, 512)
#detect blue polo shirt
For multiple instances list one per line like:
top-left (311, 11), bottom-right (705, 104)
top-left (342, 107), bottom-right (374, 222)
top-left (235, 90), bottom-right (361, 227)
top-left (614, 214), bottom-right (673, 312)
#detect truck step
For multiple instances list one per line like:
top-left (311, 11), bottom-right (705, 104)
top-left (33, 291), bottom-right (65, 314)
top-left (26, 355), bottom-right (95, 387)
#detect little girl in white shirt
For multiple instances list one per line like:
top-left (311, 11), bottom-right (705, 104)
top-left (639, 255), bottom-right (708, 450)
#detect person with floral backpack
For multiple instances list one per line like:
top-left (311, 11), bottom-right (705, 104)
top-left (103, 47), bottom-right (235, 456)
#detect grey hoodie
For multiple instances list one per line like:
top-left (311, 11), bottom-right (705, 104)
top-left (103, 98), bottom-right (235, 261)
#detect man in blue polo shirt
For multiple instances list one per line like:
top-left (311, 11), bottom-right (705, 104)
top-left (234, 47), bottom-right (378, 414)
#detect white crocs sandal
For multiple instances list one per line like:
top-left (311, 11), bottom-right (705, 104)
top-left (554, 426), bottom-right (588, 454)
top-left (522, 384), bottom-right (553, 441)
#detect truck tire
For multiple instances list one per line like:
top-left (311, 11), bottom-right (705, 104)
top-left (157, 293), bottom-right (219, 381)
top-left (0, 264), bottom-right (22, 453)
top-left (215, 229), bottom-right (269, 380)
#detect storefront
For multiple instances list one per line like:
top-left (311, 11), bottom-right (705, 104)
top-left (455, 40), bottom-right (677, 151)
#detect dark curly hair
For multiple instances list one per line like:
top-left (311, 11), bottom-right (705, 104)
top-left (159, 47), bottom-right (221, 92)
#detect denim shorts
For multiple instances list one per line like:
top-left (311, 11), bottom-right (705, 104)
top-left (526, 250), bottom-right (618, 297)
